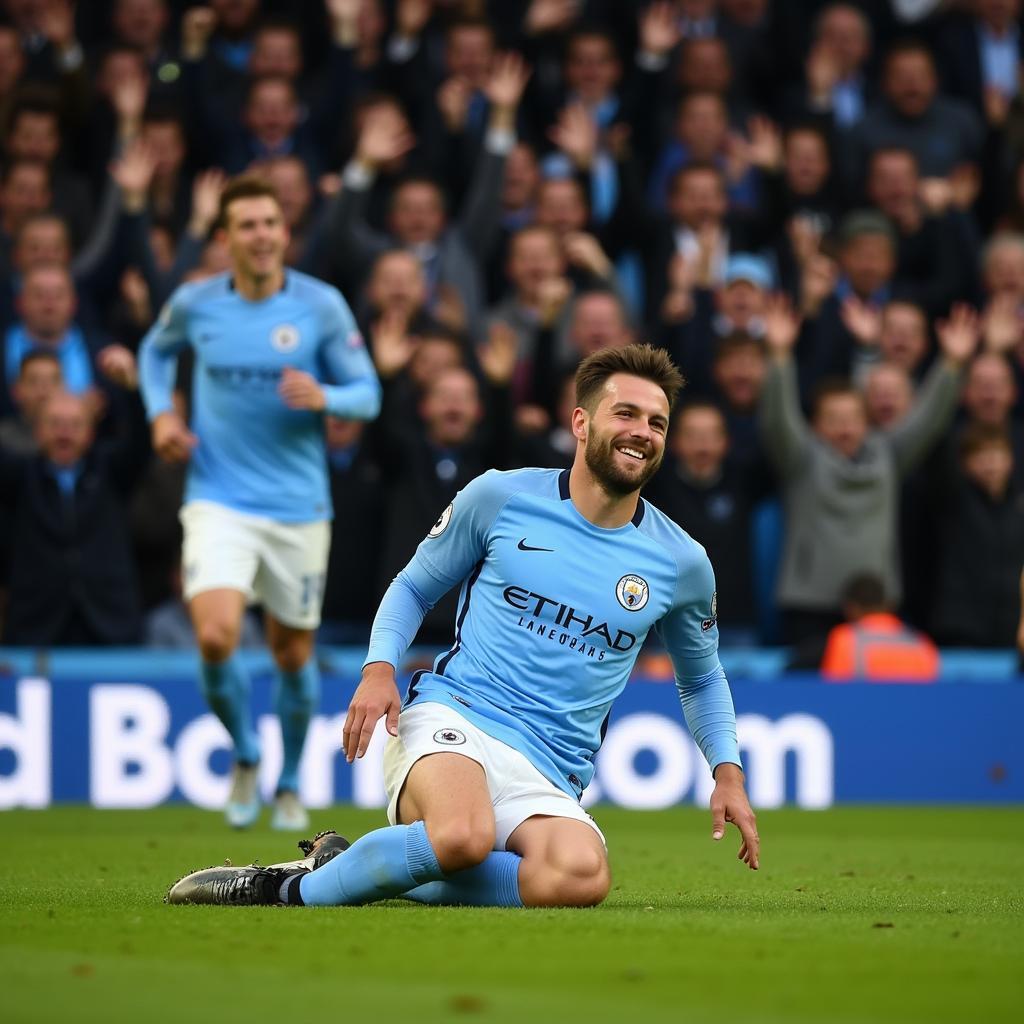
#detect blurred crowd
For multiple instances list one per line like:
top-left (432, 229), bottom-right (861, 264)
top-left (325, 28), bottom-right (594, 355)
top-left (2, 0), bottom-right (1024, 660)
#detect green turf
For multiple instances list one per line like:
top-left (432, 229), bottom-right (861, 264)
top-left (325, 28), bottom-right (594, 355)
top-left (0, 806), bottom-right (1021, 1024)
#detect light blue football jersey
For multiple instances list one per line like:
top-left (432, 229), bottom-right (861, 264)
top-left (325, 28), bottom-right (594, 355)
top-left (365, 468), bottom-right (740, 799)
top-left (138, 271), bottom-right (380, 522)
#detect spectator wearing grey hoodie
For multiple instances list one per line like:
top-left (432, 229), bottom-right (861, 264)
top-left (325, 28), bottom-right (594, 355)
top-left (759, 295), bottom-right (979, 646)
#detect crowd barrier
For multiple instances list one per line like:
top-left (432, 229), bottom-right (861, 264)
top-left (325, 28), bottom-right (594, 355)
top-left (1, 649), bottom-right (1021, 809)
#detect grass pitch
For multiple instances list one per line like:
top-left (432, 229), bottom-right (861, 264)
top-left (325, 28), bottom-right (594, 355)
top-left (0, 806), bottom-right (1020, 1024)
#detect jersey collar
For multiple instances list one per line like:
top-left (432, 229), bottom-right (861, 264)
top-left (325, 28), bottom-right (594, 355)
top-left (557, 468), bottom-right (646, 527)
top-left (227, 272), bottom-right (289, 295)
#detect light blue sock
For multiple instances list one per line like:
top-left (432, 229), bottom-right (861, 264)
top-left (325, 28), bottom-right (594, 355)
top-left (403, 851), bottom-right (523, 907)
top-left (298, 821), bottom-right (443, 906)
top-left (274, 659), bottom-right (319, 793)
top-left (200, 655), bottom-right (259, 764)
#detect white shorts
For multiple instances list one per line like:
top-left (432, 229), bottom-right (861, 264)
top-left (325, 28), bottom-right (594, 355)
top-left (180, 500), bottom-right (330, 630)
top-left (382, 701), bottom-right (605, 851)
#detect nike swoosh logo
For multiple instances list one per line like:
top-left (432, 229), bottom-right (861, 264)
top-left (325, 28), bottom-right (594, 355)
top-left (518, 538), bottom-right (554, 552)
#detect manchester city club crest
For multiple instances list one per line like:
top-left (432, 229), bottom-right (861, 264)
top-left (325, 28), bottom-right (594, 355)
top-left (615, 574), bottom-right (649, 611)
top-left (428, 502), bottom-right (453, 538)
top-left (270, 323), bottom-right (300, 352)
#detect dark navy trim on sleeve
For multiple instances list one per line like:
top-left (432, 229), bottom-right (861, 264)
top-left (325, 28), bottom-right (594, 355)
top-left (403, 669), bottom-right (426, 709)
top-left (436, 559), bottom-right (485, 677)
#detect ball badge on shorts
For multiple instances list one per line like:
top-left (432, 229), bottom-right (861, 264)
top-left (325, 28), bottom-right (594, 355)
top-left (428, 502), bottom-right (453, 538)
top-left (433, 728), bottom-right (466, 745)
top-left (270, 323), bottom-right (300, 353)
top-left (616, 574), bottom-right (649, 611)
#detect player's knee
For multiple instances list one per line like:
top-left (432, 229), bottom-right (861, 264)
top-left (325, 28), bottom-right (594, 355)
top-left (270, 647), bottom-right (309, 671)
top-left (545, 846), bottom-right (611, 908)
top-left (427, 818), bottom-right (495, 872)
top-left (268, 634), bottom-right (313, 674)
top-left (568, 859), bottom-right (611, 907)
top-left (195, 621), bottom-right (239, 663)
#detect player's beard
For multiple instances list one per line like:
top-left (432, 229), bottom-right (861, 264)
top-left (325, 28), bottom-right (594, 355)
top-left (584, 429), bottom-right (662, 497)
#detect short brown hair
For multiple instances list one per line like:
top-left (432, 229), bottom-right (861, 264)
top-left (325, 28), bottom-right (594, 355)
top-left (841, 573), bottom-right (888, 611)
top-left (217, 174), bottom-right (280, 229)
top-left (669, 161), bottom-right (725, 196)
top-left (713, 330), bottom-right (765, 363)
top-left (675, 397), bottom-right (725, 423)
top-left (575, 344), bottom-right (685, 412)
top-left (960, 422), bottom-right (1012, 460)
top-left (446, 17), bottom-right (495, 42)
top-left (672, 398), bottom-right (726, 438)
top-left (19, 349), bottom-right (61, 376)
top-left (811, 377), bottom-right (864, 420)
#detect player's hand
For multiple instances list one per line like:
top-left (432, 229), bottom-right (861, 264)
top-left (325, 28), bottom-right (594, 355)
top-left (343, 663), bottom-right (402, 761)
top-left (710, 763), bottom-right (759, 870)
top-left (152, 410), bottom-right (197, 463)
top-left (278, 367), bottom-right (326, 411)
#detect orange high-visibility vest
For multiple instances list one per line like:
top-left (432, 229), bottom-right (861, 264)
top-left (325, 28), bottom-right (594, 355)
top-left (821, 613), bottom-right (940, 682)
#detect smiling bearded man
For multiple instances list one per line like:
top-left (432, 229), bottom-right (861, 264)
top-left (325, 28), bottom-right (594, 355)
top-left (167, 343), bottom-right (759, 911)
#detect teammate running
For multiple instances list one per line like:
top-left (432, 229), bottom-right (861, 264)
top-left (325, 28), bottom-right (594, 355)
top-left (140, 176), bottom-right (380, 831)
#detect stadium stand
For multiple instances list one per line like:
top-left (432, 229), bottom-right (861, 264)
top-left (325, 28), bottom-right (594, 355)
top-left (1, 0), bottom-right (1023, 662)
